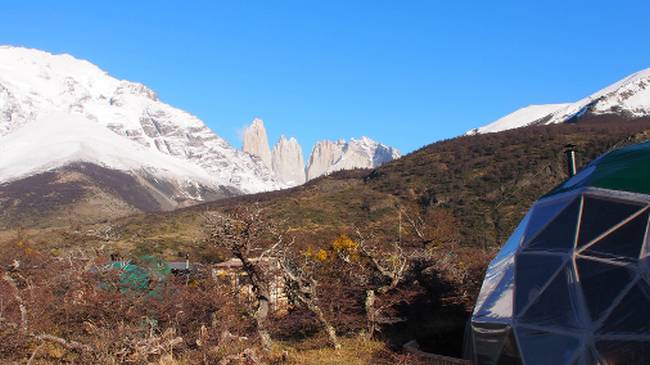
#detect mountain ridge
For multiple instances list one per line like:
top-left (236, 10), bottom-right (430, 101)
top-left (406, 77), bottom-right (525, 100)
top-left (241, 118), bottom-right (400, 186)
top-left (468, 67), bottom-right (650, 135)
top-left (0, 45), bottom-right (401, 225)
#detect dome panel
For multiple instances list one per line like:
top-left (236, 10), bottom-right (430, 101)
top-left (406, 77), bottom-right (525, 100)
top-left (524, 195), bottom-right (576, 245)
top-left (582, 210), bottom-right (649, 260)
top-left (474, 256), bottom-right (514, 317)
top-left (598, 280), bottom-right (650, 335)
top-left (515, 327), bottom-right (580, 365)
top-left (514, 253), bottom-right (565, 315)
top-left (490, 212), bottom-right (531, 266)
top-left (519, 265), bottom-right (584, 329)
top-left (577, 196), bottom-right (644, 248)
top-left (525, 197), bottom-right (580, 252)
top-left (475, 260), bottom-right (515, 320)
top-left (641, 257), bottom-right (650, 286)
top-left (576, 257), bottom-right (635, 322)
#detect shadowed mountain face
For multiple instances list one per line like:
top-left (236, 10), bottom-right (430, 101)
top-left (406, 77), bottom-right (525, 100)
top-left (0, 162), bottom-right (237, 229)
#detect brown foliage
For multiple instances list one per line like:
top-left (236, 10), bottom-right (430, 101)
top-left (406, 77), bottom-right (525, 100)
top-left (0, 238), bottom-right (258, 364)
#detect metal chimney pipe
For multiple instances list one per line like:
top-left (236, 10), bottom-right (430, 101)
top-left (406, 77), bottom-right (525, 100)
top-left (564, 144), bottom-right (577, 177)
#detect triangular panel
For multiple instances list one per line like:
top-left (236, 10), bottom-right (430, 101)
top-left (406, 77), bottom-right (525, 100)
top-left (519, 265), bottom-right (584, 329)
top-left (515, 253), bottom-right (565, 315)
top-left (474, 257), bottom-right (513, 316)
top-left (515, 327), bottom-right (580, 365)
top-left (582, 210), bottom-right (648, 260)
top-left (491, 212), bottom-right (532, 265)
top-left (525, 198), bottom-right (581, 252)
top-left (642, 256), bottom-right (650, 286)
top-left (577, 196), bottom-right (644, 247)
top-left (524, 196), bottom-right (576, 245)
top-left (475, 262), bottom-right (514, 320)
top-left (598, 280), bottom-right (650, 335)
top-left (576, 257), bottom-right (635, 321)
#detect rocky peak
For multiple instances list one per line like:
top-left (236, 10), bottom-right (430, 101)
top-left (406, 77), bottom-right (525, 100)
top-left (349, 137), bottom-right (401, 166)
top-left (306, 137), bottom-right (400, 180)
top-left (243, 118), bottom-right (272, 170)
top-left (272, 135), bottom-right (306, 186)
top-left (240, 119), bottom-right (400, 187)
top-left (306, 140), bottom-right (346, 180)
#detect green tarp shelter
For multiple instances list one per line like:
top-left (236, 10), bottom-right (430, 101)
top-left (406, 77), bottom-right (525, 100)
top-left (108, 255), bottom-right (172, 294)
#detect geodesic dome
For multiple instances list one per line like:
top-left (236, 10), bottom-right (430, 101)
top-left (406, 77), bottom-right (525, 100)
top-left (468, 142), bottom-right (650, 365)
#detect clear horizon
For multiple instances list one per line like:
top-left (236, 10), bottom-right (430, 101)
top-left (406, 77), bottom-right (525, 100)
top-left (2, 1), bottom-right (650, 154)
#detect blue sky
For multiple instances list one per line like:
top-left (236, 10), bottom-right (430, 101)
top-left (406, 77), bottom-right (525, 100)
top-left (2, 1), bottom-right (650, 154)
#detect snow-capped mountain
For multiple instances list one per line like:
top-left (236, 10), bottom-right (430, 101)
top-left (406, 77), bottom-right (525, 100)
top-left (466, 104), bottom-right (570, 135)
top-left (0, 46), bottom-right (280, 208)
top-left (0, 46), bottom-right (400, 226)
top-left (468, 67), bottom-right (650, 135)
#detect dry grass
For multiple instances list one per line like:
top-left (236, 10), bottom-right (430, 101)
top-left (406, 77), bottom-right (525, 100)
top-left (278, 337), bottom-right (389, 365)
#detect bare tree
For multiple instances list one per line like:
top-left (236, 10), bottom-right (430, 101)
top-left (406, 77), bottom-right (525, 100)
top-left (275, 242), bottom-right (342, 350)
top-left (331, 205), bottom-right (451, 338)
top-left (347, 229), bottom-right (409, 338)
top-left (204, 207), bottom-right (280, 351)
top-left (403, 211), bottom-right (431, 246)
top-left (204, 206), bottom-right (342, 350)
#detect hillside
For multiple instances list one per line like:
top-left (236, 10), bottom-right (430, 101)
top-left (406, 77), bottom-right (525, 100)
top-left (8, 116), bottom-right (649, 256)
top-left (0, 162), bottom-right (238, 229)
top-left (86, 116), bottom-right (650, 257)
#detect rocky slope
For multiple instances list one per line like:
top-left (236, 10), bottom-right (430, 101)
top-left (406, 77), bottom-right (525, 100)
top-left (468, 67), bottom-right (650, 134)
top-left (0, 46), bottom-right (281, 215)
